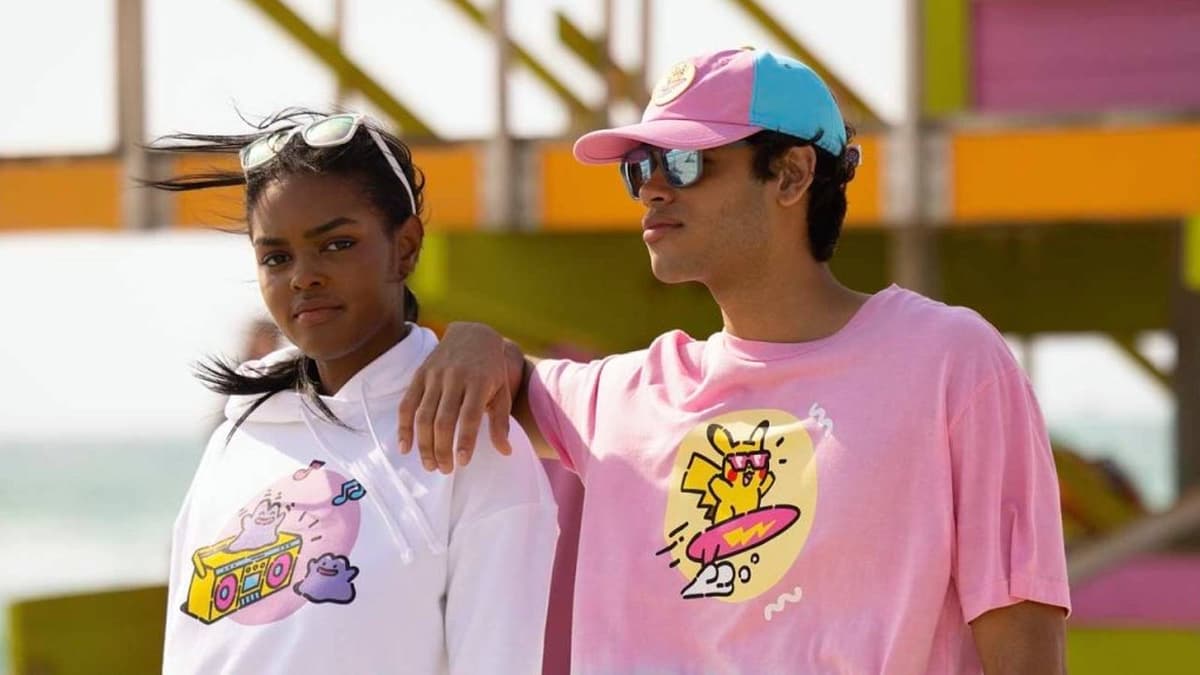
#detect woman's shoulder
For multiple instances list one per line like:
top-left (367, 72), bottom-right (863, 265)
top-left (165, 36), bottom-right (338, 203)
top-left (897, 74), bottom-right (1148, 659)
top-left (449, 415), bottom-right (555, 524)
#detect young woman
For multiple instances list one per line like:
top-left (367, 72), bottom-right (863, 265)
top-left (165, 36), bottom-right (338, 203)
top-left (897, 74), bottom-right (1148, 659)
top-left (152, 110), bottom-right (557, 674)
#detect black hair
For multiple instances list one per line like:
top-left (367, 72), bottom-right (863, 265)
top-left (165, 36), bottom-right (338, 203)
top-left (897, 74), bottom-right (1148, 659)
top-left (145, 108), bottom-right (425, 437)
top-left (744, 125), bottom-right (859, 262)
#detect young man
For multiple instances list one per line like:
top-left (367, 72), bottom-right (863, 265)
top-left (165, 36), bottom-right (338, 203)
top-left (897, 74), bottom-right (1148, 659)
top-left (398, 48), bottom-right (1070, 674)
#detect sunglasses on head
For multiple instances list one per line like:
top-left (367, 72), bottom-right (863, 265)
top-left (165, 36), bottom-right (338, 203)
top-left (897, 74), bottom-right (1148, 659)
top-left (239, 113), bottom-right (417, 215)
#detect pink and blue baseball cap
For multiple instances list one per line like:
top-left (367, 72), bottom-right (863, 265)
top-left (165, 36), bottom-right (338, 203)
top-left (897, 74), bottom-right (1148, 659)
top-left (573, 47), bottom-right (848, 164)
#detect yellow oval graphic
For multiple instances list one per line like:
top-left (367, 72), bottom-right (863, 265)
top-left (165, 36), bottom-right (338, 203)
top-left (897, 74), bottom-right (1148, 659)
top-left (659, 409), bottom-right (817, 603)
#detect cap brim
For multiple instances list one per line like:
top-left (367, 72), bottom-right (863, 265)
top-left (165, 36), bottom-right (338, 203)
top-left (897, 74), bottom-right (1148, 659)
top-left (572, 119), bottom-right (761, 164)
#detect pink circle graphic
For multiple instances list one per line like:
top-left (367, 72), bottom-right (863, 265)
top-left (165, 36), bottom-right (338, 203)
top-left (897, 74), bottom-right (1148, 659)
top-left (211, 466), bottom-right (362, 625)
top-left (214, 575), bottom-right (237, 612)
top-left (266, 552), bottom-right (294, 589)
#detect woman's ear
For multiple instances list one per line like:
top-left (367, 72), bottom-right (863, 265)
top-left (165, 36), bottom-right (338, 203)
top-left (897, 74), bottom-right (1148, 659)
top-left (775, 145), bottom-right (816, 208)
top-left (391, 216), bottom-right (424, 280)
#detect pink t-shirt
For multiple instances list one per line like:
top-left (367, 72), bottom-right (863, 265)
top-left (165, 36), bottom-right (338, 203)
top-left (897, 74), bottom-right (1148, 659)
top-left (528, 286), bottom-right (1070, 675)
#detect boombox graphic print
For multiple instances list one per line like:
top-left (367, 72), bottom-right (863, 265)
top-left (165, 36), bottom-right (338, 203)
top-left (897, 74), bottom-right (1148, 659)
top-left (181, 459), bottom-right (365, 625)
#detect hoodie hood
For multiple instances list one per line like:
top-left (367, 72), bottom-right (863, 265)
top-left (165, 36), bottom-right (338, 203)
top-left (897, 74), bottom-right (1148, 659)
top-left (225, 324), bottom-right (437, 424)
top-left (222, 324), bottom-right (444, 564)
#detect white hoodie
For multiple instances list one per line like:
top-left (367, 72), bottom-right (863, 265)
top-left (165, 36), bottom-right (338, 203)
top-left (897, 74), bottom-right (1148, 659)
top-left (163, 326), bottom-right (558, 674)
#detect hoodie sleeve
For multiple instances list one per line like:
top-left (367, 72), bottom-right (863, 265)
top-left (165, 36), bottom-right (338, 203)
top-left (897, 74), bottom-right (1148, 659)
top-left (443, 418), bottom-right (559, 675)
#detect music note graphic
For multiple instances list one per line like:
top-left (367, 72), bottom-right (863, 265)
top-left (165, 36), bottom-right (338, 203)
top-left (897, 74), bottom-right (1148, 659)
top-left (331, 479), bottom-right (366, 506)
top-left (293, 459), bottom-right (326, 481)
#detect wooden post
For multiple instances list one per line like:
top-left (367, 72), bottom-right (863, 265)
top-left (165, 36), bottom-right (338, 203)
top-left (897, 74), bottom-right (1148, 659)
top-left (887, 0), bottom-right (940, 296)
top-left (1175, 218), bottom-right (1200, 497)
top-left (116, 0), bottom-right (159, 230)
top-left (484, 0), bottom-right (519, 229)
top-left (332, 0), bottom-right (347, 106)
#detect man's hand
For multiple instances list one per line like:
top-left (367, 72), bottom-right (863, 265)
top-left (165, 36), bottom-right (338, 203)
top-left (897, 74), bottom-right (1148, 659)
top-left (971, 600), bottom-right (1066, 675)
top-left (398, 322), bottom-right (523, 473)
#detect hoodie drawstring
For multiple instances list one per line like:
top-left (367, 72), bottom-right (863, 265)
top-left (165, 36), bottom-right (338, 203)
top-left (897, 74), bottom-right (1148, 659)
top-left (300, 402), bottom-right (428, 565)
top-left (359, 379), bottom-right (445, 556)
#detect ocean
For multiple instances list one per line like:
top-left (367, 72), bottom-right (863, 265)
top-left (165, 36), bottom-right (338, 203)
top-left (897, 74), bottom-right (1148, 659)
top-left (0, 435), bottom-right (206, 673)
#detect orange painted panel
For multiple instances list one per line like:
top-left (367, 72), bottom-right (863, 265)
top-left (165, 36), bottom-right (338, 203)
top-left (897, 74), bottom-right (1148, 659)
top-left (845, 133), bottom-right (882, 226)
top-left (539, 142), bottom-right (642, 231)
top-left (539, 135), bottom-right (883, 231)
top-left (953, 124), bottom-right (1200, 221)
top-left (172, 155), bottom-right (245, 229)
top-left (412, 143), bottom-right (478, 231)
top-left (0, 158), bottom-right (121, 231)
top-left (171, 144), bottom-right (480, 231)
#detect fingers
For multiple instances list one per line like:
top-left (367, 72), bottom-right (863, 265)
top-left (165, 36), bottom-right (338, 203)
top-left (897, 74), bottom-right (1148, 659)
top-left (413, 377), bottom-right (441, 472)
top-left (486, 395), bottom-right (513, 457)
top-left (432, 381), bottom-right (465, 474)
top-left (454, 388), bottom-right (488, 468)
top-left (396, 368), bottom-right (425, 455)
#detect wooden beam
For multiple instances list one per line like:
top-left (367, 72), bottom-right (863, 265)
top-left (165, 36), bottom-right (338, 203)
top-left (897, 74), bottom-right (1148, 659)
top-left (726, 0), bottom-right (881, 125)
top-left (442, 0), bottom-right (592, 126)
top-left (1068, 489), bottom-right (1200, 585)
top-left (555, 12), bottom-right (646, 107)
top-left (1111, 334), bottom-right (1171, 389)
top-left (243, 0), bottom-right (437, 138)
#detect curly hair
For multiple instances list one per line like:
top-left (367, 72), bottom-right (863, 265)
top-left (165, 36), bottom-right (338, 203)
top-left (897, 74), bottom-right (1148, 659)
top-left (744, 126), bottom-right (860, 262)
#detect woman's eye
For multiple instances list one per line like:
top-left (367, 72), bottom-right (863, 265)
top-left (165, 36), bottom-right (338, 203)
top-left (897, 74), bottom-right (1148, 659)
top-left (261, 252), bottom-right (290, 267)
top-left (323, 239), bottom-right (355, 252)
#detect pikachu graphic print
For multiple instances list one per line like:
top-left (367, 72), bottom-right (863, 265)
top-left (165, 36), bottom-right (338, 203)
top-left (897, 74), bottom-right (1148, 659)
top-left (657, 409), bottom-right (818, 602)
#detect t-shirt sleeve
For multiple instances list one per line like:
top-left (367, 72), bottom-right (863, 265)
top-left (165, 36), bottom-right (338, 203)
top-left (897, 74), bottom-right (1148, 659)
top-left (948, 365), bottom-right (1072, 623)
top-left (527, 356), bottom-right (614, 481)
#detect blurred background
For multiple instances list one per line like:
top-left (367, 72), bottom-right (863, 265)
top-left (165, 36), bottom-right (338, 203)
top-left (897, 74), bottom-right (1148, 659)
top-left (2, 0), bottom-right (1199, 673)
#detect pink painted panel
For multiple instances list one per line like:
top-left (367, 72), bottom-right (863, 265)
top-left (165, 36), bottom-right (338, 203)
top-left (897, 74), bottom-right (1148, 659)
top-left (1071, 554), bottom-right (1200, 626)
top-left (974, 0), bottom-right (1200, 112)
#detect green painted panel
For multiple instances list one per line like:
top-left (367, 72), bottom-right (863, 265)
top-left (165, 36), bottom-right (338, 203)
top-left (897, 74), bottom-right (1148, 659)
top-left (1067, 627), bottom-right (1200, 674)
top-left (1185, 215), bottom-right (1200, 291)
top-left (8, 586), bottom-right (167, 675)
top-left (410, 224), bottom-right (1174, 353)
top-left (924, 0), bottom-right (970, 116)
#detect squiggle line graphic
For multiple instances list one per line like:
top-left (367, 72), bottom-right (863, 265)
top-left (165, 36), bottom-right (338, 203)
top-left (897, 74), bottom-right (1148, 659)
top-left (763, 586), bottom-right (804, 622)
top-left (808, 402), bottom-right (834, 438)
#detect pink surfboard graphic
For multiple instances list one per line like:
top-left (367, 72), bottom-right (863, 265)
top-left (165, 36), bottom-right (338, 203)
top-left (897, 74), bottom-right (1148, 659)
top-left (686, 505), bottom-right (801, 564)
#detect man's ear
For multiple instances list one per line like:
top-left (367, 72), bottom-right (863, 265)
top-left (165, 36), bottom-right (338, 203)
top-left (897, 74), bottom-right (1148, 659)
top-left (775, 145), bottom-right (816, 208)
top-left (392, 216), bottom-right (424, 280)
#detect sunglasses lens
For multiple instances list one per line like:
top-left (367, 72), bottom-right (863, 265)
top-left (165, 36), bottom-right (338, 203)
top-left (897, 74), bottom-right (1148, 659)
top-left (662, 149), bottom-right (701, 187)
top-left (303, 114), bottom-right (358, 146)
top-left (728, 455), bottom-right (747, 470)
top-left (240, 132), bottom-right (284, 171)
top-left (619, 148), bottom-right (654, 199)
top-left (750, 453), bottom-right (768, 469)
